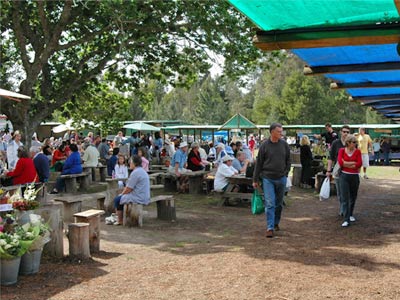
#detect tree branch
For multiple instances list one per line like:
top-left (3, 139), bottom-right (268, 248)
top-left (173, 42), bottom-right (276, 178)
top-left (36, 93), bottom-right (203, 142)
top-left (37, 1), bottom-right (50, 43)
top-left (10, 1), bottom-right (31, 75)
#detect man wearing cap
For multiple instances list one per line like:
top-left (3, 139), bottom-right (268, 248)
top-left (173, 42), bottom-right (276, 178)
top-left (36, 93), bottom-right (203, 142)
top-left (253, 123), bottom-right (291, 238)
top-left (214, 155), bottom-right (238, 191)
top-left (169, 141), bottom-right (192, 192)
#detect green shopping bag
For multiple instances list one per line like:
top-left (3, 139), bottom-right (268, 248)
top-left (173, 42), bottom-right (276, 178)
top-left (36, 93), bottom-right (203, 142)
top-left (251, 189), bottom-right (264, 215)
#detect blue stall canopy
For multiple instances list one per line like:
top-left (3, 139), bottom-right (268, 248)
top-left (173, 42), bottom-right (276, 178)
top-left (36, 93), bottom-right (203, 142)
top-left (228, 0), bottom-right (400, 123)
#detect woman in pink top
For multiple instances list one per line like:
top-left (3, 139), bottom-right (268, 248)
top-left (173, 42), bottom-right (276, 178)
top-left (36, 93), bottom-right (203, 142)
top-left (138, 147), bottom-right (149, 172)
top-left (337, 135), bottom-right (362, 228)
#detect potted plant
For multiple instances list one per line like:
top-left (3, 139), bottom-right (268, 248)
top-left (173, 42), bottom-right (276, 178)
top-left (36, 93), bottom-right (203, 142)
top-left (10, 183), bottom-right (41, 225)
top-left (0, 215), bottom-right (30, 285)
top-left (18, 214), bottom-right (51, 275)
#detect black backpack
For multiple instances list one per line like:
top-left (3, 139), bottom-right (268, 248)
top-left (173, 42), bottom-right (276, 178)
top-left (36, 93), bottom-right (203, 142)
top-left (246, 163), bottom-right (255, 178)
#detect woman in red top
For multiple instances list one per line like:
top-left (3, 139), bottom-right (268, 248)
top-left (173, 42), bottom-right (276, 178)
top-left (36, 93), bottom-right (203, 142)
top-left (337, 135), bottom-right (362, 228)
top-left (4, 147), bottom-right (38, 185)
top-left (51, 143), bottom-right (67, 171)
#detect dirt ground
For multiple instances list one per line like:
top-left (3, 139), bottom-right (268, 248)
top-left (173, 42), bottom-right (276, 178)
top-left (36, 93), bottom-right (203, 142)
top-left (2, 168), bottom-right (400, 300)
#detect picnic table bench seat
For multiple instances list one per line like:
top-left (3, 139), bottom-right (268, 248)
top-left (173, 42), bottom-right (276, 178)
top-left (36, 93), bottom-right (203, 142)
top-left (123, 195), bottom-right (175, 227)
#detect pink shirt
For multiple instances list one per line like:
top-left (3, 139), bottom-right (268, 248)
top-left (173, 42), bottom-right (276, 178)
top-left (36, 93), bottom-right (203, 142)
top-left (141, 157), bottom-right (149, 172)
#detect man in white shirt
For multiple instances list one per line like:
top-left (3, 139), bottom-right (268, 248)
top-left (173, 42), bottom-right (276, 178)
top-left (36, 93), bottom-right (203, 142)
top-left (82, 140), bottom-right (100, 167)
top-left (214, 155), bottom-right (238, 191)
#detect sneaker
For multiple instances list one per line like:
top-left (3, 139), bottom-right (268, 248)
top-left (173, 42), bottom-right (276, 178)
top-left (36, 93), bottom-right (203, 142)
top-left (349, 216), bottom-right (356, 222)
top-left (49, 190), bottom-right (58, 194)
top-left (274, 224), bottom-right (280, 231)
top-left (341, 221), bottom-right (350, 227)
top-left (363, 174), bottom-right (369, 179)
top-left (113, 222), bottom-right (122, 226)
top-left (265, 229), bottom-right (274, 238)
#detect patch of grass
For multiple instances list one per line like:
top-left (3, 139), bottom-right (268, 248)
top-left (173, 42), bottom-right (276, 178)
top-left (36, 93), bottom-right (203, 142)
top-left (365, 166), bottom-right (399, 179)
top-left (173, 241), bottom-right (186, 248)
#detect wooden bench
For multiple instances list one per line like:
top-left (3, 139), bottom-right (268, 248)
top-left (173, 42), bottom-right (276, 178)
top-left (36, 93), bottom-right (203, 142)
top-left (74, 209), bottom-right (105, 253)
top-left (54, 193), bottom-right (106, 223)
top-left (54, 196), bottom-right (82, 223)
top-left (83, 166), bottom-right (107, 182)
top-left (149, 172), bottom-right (164, 185)
top-left (123, 195), bottom-right (175, 227)
top-left (60, 172), bottom-right (91, 193)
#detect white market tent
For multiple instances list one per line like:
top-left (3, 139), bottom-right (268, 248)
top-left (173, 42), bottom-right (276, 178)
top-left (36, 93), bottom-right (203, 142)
top-left (123, 122), bottom-right (160, 132)
top-left (0, 88), bottom-right (31, 102)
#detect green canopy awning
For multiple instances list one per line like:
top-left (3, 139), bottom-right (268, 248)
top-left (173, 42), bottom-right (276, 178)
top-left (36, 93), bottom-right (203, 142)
top-left (218, 113), bottom-right (257, 130)
top-left (229, 0), bottom-right (400, 31)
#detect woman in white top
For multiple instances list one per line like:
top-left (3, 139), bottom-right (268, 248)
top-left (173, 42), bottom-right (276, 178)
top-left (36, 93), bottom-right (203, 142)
top-left (7, 131), bottom-right (23, 170)
top-left (114, 154), bottom-right (128, 188)
top-left (214, 155), bottom-right (238, 191)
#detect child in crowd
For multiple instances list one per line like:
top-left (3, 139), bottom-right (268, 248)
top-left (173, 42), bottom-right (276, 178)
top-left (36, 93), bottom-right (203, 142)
top-left (138, 147), bottom-right (149, 172)
top-left (114, 154), bottom-right (128, 188)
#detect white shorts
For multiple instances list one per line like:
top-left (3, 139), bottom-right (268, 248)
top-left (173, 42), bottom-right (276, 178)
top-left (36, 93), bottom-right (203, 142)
top-left (361, 154), bottom-right (370, 168)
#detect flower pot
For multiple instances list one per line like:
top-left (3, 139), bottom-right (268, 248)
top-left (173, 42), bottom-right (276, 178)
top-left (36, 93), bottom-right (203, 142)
top-left (1, 256), bottom-right (21, 285)
top-left (16, 210), bottom-right (34, 225)
top-left (19, 249), bottom-right (42, 275)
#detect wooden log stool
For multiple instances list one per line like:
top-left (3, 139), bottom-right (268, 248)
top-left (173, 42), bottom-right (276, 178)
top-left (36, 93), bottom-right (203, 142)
top-left (68, 222), bottom-right (90, 259)
top-left (74, 209), bottom-right (105, 253)
top-left (123, 203), bottom-right (144, 227)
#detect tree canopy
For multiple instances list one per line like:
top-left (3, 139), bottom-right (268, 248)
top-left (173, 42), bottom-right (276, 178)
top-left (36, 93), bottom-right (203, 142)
top-left (0, 0), bottom-right (265, 143)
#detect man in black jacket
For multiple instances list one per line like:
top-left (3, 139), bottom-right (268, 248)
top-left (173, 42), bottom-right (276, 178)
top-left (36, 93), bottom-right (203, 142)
top-left (253, 123), bottom-right (291, 238)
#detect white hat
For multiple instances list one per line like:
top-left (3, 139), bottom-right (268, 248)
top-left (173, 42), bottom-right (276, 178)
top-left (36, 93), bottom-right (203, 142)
top-left (222, 155), bottom-right (234, 162)
top-left (179, 142), bottom-right (188, 148)
top-left (216, 143), bottom-right (225, 149)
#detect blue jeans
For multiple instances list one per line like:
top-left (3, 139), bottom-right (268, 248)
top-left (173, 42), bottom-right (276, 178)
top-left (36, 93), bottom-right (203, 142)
top-left (114, 195), bottom-right (124, 211)
top-left (373, 152), bottom-right (380, 165)
top-left (339, 173), bottom-right (360, 223)
top-left (383, 152), bottom-right (390, 165)
top-left (334, 176), bottom-right (345, 215)
top-left (262, 176), bottom-right (287, 230)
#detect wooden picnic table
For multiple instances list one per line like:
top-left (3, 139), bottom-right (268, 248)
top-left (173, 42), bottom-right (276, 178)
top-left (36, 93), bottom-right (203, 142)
top-left (216, 174), bottom-right (257, 205)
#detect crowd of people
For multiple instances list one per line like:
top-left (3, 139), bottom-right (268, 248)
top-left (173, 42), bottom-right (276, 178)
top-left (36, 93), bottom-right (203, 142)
top-left (0, 123), bottom-right (392, 234)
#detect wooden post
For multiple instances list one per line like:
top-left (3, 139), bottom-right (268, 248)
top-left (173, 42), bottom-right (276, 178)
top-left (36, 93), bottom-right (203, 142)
top-left (292, 165), bottom-right (302, 187)
top-left (68, 223), bottom-right (90, 259)
top-left (74, 210), bottom-right (104, 253)
top-left (36, 201), bottom-right (64, 258)
top-left (157, 198), bottom-right (176, 221)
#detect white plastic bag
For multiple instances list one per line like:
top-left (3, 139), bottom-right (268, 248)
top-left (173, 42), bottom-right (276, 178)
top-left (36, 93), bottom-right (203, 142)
top-left (319, 177), bottom-right (330, 201)
top-left (286, 176), bottom-right (292, 189)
